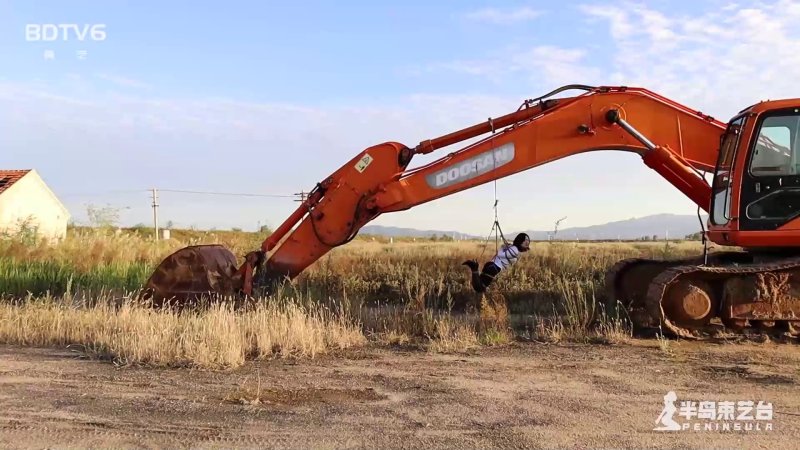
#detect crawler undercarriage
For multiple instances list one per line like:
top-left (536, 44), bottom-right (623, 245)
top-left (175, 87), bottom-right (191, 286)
top-left (607, 251), bottom-right (800, 338)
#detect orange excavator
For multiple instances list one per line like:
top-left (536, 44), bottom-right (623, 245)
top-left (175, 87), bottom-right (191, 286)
top-left (144, 84), bottom-right (800, 337)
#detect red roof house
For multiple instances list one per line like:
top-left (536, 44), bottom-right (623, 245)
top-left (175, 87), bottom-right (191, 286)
top-left (0, 169), bottom-right (70, 240)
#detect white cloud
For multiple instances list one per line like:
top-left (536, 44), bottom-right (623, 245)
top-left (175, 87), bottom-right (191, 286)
top-left (0, 80), bottom-right (524, 232)
top-left (9, 1), bottom-right (800, 233)
top-left (0, 77), bottom-right (705, 234)
top-left (95, 73), bottom-right (151, 89)
top-left (463, 6), bottom-right (543, 24)
top-left (431, 59), bottom-right (504, 78)
top-left (578, 0), bottom-right (800, 118)
top-left (438, 1), bottom-right (800, 120)
top-left (421, 43), bottom-right (603, 90)
top-left (382, 0), bottom-right (800, 231)
top-left (512, 46), bottom-right (602, 86)
top-left (578, 4), bottom-right (634, 40)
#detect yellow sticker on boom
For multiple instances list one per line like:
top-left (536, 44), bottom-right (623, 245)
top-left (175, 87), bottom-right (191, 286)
top-left (355, 153), bottom-right (373, 173)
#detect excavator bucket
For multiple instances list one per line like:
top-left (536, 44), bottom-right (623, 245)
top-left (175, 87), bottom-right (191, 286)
top-left (142, 244), bottom-right (245, 308)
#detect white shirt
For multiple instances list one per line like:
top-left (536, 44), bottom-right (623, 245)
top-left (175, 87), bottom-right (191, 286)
top-left (492, 244), bottom-right (520, 270)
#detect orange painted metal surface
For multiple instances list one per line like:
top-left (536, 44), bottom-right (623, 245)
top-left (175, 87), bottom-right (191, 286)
top-left (144, 84), bottom-right (800, 300)
top-left (256, 86), bottom-right (730, 282)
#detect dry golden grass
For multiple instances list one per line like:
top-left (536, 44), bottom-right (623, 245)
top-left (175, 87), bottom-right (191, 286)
top-left (426, 319), bottom-right (481, 353)
top-left (357, 284), bottom-right (513, 353)
top-left (1, 226), bottom-right (708, 307)
top-left (0, 227), bottom-right (711, 366)
top-left (591, 308), bottom-right (634, 344)
top-left (522, 279), bottom-right (633, 345)
top-left (0, 294), bottom-right (364, 369)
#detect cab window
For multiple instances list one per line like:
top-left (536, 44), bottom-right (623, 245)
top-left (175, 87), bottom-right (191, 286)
top-left (750, 112), bottom-right (800, 176)
top-left (710, 116), bottom-right (744, 225)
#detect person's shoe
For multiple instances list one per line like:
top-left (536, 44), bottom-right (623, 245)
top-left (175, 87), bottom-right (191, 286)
top-left (462, 260), bottom-right (479, 272)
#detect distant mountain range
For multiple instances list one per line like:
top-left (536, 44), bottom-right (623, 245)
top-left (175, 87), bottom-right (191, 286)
top-left (362, 213), bottom-right (707, 240)
top-left (360, 225), bottom-right (479, 239)
top-left (519, 213), bottom-right (707, 240)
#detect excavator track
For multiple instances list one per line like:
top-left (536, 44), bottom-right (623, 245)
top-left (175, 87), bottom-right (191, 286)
top-left (605, 256), bottom-right (705, 306)
top-left (643, 256), bottom-right (800, 339)
top-left (605, 257), bottom-right (698, 329)
top-left (604, 251), bottom-right (800, 339)
top-left (604, 252), bottom-right (747, 328)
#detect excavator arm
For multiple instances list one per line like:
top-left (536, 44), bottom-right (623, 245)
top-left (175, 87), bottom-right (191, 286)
top-left (248, 85), bottom-right (727, 291)
top-left (145, 85), bottom-right (800, 339)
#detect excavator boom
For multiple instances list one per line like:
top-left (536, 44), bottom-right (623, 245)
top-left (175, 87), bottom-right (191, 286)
top-left (257, 85), bottom-right (725, 284)
top-left (144, 83), bottom-right (800, 339)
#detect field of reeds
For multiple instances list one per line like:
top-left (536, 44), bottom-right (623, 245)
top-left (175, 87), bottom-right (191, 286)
top-left (0, 226), bottom-right (707, 369)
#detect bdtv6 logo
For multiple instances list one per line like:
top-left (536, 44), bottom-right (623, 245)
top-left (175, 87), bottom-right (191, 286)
top-left (25, 24), bottom-right (107, 42)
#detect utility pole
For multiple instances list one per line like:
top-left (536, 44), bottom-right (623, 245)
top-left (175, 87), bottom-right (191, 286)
top-left (551, 216), bottom-right (567, 243)
top-left (151, 188), bottom-right (159, 241)
top-left (294, 190), bottom-right (307, 203)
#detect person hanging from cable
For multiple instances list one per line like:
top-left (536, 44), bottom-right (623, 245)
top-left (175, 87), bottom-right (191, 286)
top-left (462, 232), bottom-right (530, 293)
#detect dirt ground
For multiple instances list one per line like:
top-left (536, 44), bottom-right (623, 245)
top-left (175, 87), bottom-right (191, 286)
top-left (1, 340), bottom-right (799, 449)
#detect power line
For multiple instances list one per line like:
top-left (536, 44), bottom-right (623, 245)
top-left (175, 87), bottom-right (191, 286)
top-left (147, 189), bottom-right (295, 198)
top-left (59, 189), bottom-right (149, 198)
top-left (60, 188), bottom-right (298, 204)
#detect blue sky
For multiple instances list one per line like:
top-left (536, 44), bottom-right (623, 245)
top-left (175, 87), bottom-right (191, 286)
top-left (3, 0), bottom-right (800, 234)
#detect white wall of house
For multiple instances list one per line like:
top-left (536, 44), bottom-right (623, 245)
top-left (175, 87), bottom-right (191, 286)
top-left (0, 170), bottom-right (70, 241)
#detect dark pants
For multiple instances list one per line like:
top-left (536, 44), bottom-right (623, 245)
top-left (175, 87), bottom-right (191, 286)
top-left (470, 261), bottom-right (501, 293)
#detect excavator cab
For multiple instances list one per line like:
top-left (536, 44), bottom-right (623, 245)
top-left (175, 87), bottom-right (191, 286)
top-left (708, 102), bottom-right (800, 247)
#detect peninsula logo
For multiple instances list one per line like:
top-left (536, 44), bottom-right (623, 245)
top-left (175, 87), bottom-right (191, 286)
top-left (654, 391), bottom-right (773, 432)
